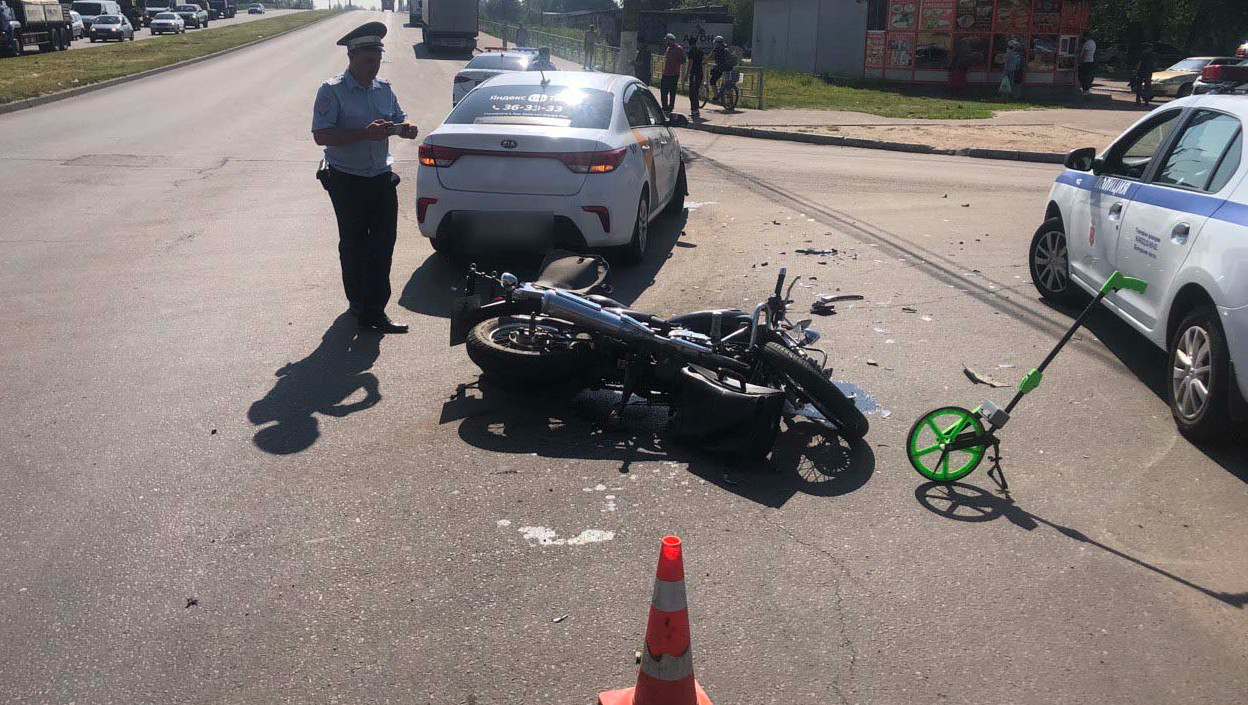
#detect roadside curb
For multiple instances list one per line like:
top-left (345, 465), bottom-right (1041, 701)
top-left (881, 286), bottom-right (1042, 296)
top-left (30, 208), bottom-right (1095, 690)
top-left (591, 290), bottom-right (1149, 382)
top-left (0, 11), bottom-right (339, 116)
top-left (685, 122), bottom-right (1065, 165)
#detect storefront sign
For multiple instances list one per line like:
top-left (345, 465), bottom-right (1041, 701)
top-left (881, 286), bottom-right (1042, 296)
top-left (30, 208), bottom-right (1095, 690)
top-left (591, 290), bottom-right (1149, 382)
top-left (956, 0), bottom-right (994, 31)
top-left (887, 32), bottom-right (915, 67)
top-left (889, 1), bottom-right (918, 30)
top-left (865, 31), bottom-right (887, 67)
top-left (920, 0), bottom-right (954, 30)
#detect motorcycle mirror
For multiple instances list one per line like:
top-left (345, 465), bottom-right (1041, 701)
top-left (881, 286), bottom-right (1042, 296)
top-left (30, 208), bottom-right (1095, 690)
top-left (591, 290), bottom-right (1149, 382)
top-left (795, 318), bottom-right (812, 331)
top-left (500, 272), bottom-right (519, 290)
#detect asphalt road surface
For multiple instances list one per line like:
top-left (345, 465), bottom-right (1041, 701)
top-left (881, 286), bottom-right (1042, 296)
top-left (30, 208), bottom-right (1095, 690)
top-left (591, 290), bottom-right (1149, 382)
top-left (65, 8), bottom-right (302, 51)
top-left (2, 11), bottom-right (1246, 705)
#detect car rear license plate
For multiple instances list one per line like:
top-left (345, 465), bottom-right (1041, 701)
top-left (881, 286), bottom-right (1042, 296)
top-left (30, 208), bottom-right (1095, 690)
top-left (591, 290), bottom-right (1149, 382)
top-left (460, 212), bottom-right (554, 247)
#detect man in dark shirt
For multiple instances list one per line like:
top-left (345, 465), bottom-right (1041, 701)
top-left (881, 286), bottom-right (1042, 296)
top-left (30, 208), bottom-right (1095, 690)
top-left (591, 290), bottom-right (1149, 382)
top-left (686, 38), bottom-right (705, 117)
top-left (1135, 44), bottom-right (1158, 106)
top-left (709, 36), bottom-right (733, 100)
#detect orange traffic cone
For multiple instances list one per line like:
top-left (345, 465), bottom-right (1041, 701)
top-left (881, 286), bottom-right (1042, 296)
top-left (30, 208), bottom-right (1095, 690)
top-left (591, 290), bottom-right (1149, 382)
top-left (599, 536), bottom-right (714, 705)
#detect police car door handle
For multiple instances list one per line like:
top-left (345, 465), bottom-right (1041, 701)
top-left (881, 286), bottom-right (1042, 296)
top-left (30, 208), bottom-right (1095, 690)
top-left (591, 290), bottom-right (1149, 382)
top-left (1172, 222), bottom-right (1190, 244)
top-left (1109, 202), bottom-right (1124, 221)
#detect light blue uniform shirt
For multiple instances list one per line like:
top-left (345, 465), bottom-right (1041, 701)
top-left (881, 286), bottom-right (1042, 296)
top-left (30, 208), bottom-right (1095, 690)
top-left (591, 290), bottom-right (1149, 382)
top-left (312, 71), bottom-right (408, 177)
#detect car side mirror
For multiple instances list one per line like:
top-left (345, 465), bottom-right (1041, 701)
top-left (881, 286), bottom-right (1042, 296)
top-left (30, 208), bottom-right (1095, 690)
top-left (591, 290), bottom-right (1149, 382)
top-left (1064, 146), bottom-right (1099, 173)
top-left (666, 112), bottom-right (689, 128)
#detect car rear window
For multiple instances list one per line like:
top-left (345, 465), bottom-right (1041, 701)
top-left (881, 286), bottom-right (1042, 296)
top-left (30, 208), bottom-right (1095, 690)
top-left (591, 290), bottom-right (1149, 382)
top-left (467, 55), bottom-right (529, 71)
top-left (445, 85), bottom-right (614, 130)
top-left (72, 2), bottom-right (104, 14)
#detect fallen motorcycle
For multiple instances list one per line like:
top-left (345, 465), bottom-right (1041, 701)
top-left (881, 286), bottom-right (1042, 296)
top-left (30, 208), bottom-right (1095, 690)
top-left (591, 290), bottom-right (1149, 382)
top-left (449, 251), bottom-right (869, 458)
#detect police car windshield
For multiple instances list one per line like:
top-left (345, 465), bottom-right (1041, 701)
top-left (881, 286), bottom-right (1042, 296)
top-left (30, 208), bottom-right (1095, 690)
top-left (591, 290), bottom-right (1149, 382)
top-left (467, 55), bottom-right (530, 71)
top-left (446, 86), bottom-right (613, 130)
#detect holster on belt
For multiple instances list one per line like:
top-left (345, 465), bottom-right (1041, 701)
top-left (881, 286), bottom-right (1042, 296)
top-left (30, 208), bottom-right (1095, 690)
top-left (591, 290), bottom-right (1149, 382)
top-left (316, 159), bottom-right (331, 191)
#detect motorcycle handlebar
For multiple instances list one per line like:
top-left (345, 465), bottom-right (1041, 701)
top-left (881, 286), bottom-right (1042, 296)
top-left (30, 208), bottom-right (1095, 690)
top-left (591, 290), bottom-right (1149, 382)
top-left (773, 268), bottom-right (788, 298)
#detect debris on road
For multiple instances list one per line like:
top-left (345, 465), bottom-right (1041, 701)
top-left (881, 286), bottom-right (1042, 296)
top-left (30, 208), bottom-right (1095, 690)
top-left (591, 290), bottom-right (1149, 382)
top-left (553, 614), bottom-right (570, 623)
top-left (963, 365), bottom-right (1008, 388)
top-left (185, 598), bottom-right (198, 608)
top-left (819, 294), bottom-right (864, 304)
top-left (866, 359), bottom-right (879, 366)
top-left (902, 307), bottom-right (918, 313)
top-left (811, 301), bottom-right (837, 316)
top-left (796, 247), bottom-right (838, 256)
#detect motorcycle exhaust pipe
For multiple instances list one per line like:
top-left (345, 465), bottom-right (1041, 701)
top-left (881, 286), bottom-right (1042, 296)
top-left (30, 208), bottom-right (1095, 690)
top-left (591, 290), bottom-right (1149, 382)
top-left (540, 290), bottom-right (654, 340)
top-left (541, 290), bottom-right (750, 373)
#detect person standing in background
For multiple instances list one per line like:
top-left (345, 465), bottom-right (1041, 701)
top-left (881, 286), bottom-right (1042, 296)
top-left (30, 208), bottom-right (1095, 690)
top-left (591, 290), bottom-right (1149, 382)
top-left (514, 20), bottom-right (528, 48)
top-left (1078, 33), bottom-right (1097, 96)
top-left (634, 44), bottom-right (652, 86)
top-left (583, 24), bottom-right (597, 70)
top-left (686, 37), bottom-right (705, 118)
top-left (1134, 43), bottom-right (1158, 106)
top-left (659, 33), bottom-right (685, 112)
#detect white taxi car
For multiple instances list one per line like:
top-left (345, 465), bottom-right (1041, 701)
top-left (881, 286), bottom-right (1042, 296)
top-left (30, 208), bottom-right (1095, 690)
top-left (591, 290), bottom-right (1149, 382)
top-left (416, 71), bottom-right (687, 264)
top-left (452, 50), bottom-right (537, 106)
top-left (1029, 90), bottom-right (1248, 440)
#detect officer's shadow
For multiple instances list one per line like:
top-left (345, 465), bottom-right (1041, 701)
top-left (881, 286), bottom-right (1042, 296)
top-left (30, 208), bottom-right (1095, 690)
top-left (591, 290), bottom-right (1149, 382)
top-left (247, 313), bottom-right (382, 455)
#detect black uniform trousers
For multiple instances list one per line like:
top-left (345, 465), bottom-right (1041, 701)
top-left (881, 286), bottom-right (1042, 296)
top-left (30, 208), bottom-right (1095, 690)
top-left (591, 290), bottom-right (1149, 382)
top-left (325, 167), bottom-right (400, 319)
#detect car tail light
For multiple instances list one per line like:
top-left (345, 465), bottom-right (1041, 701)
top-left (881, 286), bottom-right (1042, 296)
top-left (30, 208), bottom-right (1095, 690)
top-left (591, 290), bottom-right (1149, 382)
top-left (557, 147), bottom-right (628, 174)
top-left (1200, 64), bottom-right (1248, 83)
top-left (417, 197), bottom-right (438, 223)
top-left (582, 206), bottom-right (610, 233)
top-left (419, 144), bottom-right (462, 167)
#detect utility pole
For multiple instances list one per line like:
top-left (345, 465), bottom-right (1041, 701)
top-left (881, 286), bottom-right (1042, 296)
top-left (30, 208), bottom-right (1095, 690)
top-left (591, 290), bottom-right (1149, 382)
top-left (620, 0), bottom-right (639, 76)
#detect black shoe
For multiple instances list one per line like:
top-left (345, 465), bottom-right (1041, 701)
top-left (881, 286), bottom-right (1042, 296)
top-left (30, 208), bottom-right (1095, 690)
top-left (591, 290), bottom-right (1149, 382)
top-left (359, 313), bottom-right (409, 334)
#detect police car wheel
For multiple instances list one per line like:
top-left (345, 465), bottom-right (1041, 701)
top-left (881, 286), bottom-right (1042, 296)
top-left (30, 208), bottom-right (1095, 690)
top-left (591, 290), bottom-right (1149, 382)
top-left (1167, 305), bottom-right (1232, 442)
top-left (1029, 217), bottom-right (1083, 304)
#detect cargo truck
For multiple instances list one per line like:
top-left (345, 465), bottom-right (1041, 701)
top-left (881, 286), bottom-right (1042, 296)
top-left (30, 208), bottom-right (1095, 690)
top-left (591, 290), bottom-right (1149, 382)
top-left (423, 0), bottom-right (474, 53)
top-left (142, 0), bottom-right (174, 24)
top-left (1, 0), bottom-right (75, 56)
top-left (206, 0), bottom-right (233, 18)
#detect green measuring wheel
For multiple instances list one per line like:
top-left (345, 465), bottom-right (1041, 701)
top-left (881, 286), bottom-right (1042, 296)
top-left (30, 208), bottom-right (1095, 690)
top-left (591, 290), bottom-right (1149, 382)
top-left (906, 406), bottom-right (990, 483)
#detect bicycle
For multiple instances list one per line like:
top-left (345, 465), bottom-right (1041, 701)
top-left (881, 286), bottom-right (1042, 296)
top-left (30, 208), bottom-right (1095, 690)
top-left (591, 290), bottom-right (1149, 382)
top-left (700, 68), bottom-right (741, 111)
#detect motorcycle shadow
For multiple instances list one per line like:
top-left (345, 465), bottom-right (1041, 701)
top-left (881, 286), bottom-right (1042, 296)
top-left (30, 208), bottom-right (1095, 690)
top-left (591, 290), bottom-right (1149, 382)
top-left (440, 379), bottom-right (875, 509)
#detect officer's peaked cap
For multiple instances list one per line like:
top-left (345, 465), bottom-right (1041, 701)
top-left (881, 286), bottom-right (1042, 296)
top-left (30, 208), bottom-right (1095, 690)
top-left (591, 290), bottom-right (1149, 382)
top-left (338, 21), bottom-right (386, 51)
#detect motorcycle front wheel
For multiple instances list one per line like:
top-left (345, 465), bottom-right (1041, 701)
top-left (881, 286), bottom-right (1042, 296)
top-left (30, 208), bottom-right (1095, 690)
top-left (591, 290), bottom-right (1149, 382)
top-left (758, 342), bottom-right (869, 440)
top-left (466, 316), bottom-right (596, 388)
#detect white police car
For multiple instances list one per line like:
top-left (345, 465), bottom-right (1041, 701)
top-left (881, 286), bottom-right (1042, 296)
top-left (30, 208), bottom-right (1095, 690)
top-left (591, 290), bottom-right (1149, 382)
top-left (452, 50), bottom-right (538, 106)
top-left (1029, 89), bottom-right (1248, 440)
top-left (416, 71), bottom-right (686, 264)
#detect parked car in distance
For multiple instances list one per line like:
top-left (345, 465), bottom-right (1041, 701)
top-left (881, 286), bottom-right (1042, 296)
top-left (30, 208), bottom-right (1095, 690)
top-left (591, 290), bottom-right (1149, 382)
top-left (148, 10), bottom-right (183, 33)
top-left (87, 13), bottom-right (133, 41)
top-left (172, 3), bottom-right (206, 27)
top-left (70, 10), bottom-right (84, 37)
top-left (1151, 57), bottom-right (1241, 98)
top-left (246, 2), bottom-right (263, 12)
top-left (452, 51), bottom-right (536, 106)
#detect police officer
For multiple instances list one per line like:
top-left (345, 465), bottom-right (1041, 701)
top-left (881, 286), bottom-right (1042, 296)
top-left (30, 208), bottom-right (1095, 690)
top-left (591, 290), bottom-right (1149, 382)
top-left (312, 21), bottom-right (417, 334)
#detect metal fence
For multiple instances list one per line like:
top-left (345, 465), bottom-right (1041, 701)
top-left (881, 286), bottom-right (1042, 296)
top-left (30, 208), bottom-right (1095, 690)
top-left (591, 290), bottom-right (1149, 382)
top-left (479, 19), bottom-right (764, 110)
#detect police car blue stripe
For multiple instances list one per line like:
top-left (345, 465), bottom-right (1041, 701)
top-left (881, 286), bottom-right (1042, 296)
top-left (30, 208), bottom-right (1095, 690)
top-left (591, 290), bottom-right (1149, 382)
top-left (1054, 170), bottom-right (1248, 226)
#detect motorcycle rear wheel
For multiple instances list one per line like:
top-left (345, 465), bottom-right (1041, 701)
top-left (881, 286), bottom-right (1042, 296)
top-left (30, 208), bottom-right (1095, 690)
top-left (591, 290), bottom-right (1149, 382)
top-left (466, 316), bottom-right (595, 388)
top-left (758, 342), bottom-right (869, 440)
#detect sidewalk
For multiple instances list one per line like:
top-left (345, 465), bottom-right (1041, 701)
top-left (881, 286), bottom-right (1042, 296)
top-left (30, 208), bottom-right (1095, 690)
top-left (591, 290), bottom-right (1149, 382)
top-left (686, 79), bottom-right (1152, 156)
